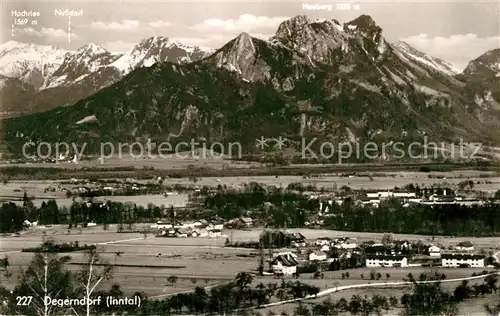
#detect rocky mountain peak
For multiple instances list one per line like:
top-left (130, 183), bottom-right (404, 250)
top-left (346, 14), bottom-right (377, 29)
top-left (210, 32), bottom-right (259, 79)
top-left (77, 43), bottom-right (108, 55)
top-left (232, 32), bottom-right (256, 53)
top-left (134, 36), bottom-right (168, 50)
top-left (270, 15), bottom-right (350, 64)
top-left (462, 48), bottom-right (500, 76)
top-left (345, 14), bottom-right (382, 38)
top-left (276, 15), bottom-right (310, 31)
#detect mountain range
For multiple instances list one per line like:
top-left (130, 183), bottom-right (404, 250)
top-left (1, 14), bottom-right (500, 157)
top-left (0, 37), bottom-right (214, 117)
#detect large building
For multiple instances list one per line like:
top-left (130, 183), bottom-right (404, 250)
top-left (366, 191), bottom-right (416, 199)
top-left (366, 255), bottom-right (408, 267)
top-left (441, 254), bottom-right (485, 268)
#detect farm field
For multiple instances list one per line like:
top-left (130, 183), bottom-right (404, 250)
top-left (0, 230), bottom-right (258, 297)
top-left (4, 226), bottom-right (500, 252)
top-left (4, 194), bottom-right (189, 209)
top-left (0, 154), bottom-right (263, 170)
top-left (0, 179), bottom-right (190, 208)
top-left (0, 165), bottom-right (500, 191)
top-left (2, 228), bottom-right (500, 301)
top-left (151, 170), bottom-right (500, 191)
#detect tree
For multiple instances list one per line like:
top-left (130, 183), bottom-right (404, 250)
top-left (7, 246), bottom-right (75, 316)
top-left (336, 298), bottom-right (348, 312)
top-left (494, 189), bottom-right (500, 200)
top-left (192, 286), bottom-right (208, 313)
top-left (381, 233), bottom-right (394, 248)
top-left (485, 274), bottom-right (499, 293)
top-left (349, 295), bottom-right (362, 315)
top-left (0, 202), bottom-right (25, 233)
top-left (453, 280), bottom-right (471, 302)
top-left (235, 272), bottom-right (254, 289)
top-left (372, 295), bottom-right (389, 315)
top-left (167, 275), bottom-right (178, 285)
top-left (388, 296), bottom-right (398, 307)
top-left (360, 296), bottom-right (374, 316)
top-left (294, 302), bottom-right (311, 316)
top-left (0, 256), bottom-right (9, 270)
top-left (311, 299), bottom-right (339, 316)
top-left (76, 247), bottom-right (114, 316)
top-left (400, 272), bottom-right (458, 316)
top-left (235, 272), bottom-right (254, 305)
top-left (276, 288), bottom-right (287, 301)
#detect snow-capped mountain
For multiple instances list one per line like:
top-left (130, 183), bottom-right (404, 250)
top-left (0, 41), bottom-right (69, 90)
top-left (111, 36), bottom-right (215, 75)
top-left (392, 41), bottom-right (461, 76)
top-left (0, 38), bottom-right (215, 117)
top-left (44, 43), bottom-right (122, 89)
top-left (0, 38), bottom-right (215, 92)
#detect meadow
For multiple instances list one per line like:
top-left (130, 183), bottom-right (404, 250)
top-left (2, 226), bottom-right (500, 299)
top-left (1, 169), bottom-right (499, 208)
top-left (0, 228), bottom-right (258, 297)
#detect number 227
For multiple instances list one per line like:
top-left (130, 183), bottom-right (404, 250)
top-left (16, 296), bottom-right (33, 306)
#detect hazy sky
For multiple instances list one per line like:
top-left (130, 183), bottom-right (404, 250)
top-left (2, 0), bottom-right (499, 70)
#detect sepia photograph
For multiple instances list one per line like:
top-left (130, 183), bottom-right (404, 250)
top-left (0, 0), bottom-right (499, 315)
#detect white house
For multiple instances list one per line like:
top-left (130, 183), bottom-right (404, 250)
top-left (428, 245), bottom-right (441, 257)
top-left (315, 238), bottom-right (331, 246)
top-left (276, 252), bottom-right (298, 261)
top-left (335, 241), bottom-right (358, 250)
top-left (153, 221), bottom-right (175, 229)
top-left (271, 255), bottom-right (298, 276)
top-left (208, 229), bottom-right (222, 238)
top-left (455, 241), bottom-right (474, 252)
top-left (309, 251), bottom-right (327, 261)
top-left (320, 244), bottom-right (330, 252)
top-left (207, 223), bottom-right (224, 231)
top-left (366, 255), bottom-right (408, 267)
top-left (291, 240), bottom-right (306, 248)
top-left (393, 192), bottom-right (417, 198)
top-left (197, 229), bottom-right (209, 238)
top-left (441, 254), bottom-right (484, 268)
top-left (175, 228), bottom-right (189, 238)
